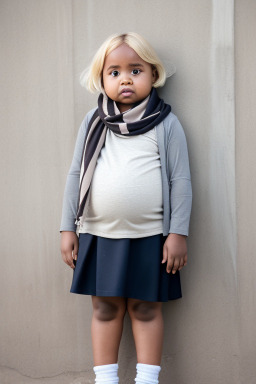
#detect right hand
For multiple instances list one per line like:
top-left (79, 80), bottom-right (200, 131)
top-left (60, 231), bottom-right (79, 269)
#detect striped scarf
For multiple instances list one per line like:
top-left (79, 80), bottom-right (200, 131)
top-left (76, 88), bottom-right (171, 223)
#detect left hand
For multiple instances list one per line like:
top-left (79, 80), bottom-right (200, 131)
top-left (162, 233), bottom-right (188, 274)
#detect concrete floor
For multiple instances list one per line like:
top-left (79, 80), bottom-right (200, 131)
top-left (0, 367), bottom-right (94, 384)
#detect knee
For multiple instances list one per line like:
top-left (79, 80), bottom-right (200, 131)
top-left (128, 301), bottom-right (161, 322)
top-left (93, 299), bottom-right (125, 322)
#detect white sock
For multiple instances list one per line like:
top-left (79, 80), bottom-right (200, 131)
top-left (93, 363), bottom-right (119, 384)
top-left (135, 363), bottom-right (161, 384)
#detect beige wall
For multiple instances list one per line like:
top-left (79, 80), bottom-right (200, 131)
top-left (235, 1), bottom-right (256, 383)
top-left (0, 0), bottom-right (255, 383)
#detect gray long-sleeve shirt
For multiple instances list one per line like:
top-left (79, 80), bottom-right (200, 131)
top-left (60, 109), bottom-right (192, 236)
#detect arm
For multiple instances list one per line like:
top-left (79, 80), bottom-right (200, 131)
top-left (60, 112), bottom-right (92, 232)
top-left (162, 116), bottom-right (192, 273)
top-left (60, 109), bottom-right (96, 268)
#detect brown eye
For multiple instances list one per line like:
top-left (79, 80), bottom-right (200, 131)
top-left (131, 69), bottom-right (141, 75)
top-left (111, 70), bottom-right (119, 77)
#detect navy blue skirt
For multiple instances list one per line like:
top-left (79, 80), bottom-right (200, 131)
top-left (70, 233), bottom-right (182, 302)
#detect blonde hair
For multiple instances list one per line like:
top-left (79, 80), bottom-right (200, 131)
top-left (80, 32), bottom-right (167, 93)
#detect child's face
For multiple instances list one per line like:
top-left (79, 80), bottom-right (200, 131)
top-left (102, 43), bottom-right (156, 113)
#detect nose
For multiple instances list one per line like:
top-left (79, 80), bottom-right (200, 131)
top-left (120, 77), bottom-right (133, 85)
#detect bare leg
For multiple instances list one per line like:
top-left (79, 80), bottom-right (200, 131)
top-left (127, 299), bottom-right (164, 365)
top-left (91, 296), bottom-right (127, 366)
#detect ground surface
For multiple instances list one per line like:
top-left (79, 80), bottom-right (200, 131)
top-left (0, 367), bottom-right (93, 384)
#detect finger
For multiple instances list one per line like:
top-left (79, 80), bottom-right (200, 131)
top-left (166, 256), bottom-right (174, 274)
top-left (61, 251), bottom-right (69, 265)
top-left (179, 254), bottom-right (188, 270)
top-left (68, 254), bottom-right (76, 269)
top-left (162, 245), bottom-right (168, 264)
top-left (64, 251), bottom-right (75, 269)
top-left (178, 257), bottom-right (185, 270)
top-left (73, 242), bottom-right (78, 261)
top-left (172, 258), bottom-right (180, 274)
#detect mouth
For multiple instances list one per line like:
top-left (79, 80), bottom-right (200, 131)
top-left (120, 88), bottom-right (134, 97)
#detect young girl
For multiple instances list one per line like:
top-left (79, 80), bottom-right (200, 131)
top-left (60, 32), bottom-right (192, 384)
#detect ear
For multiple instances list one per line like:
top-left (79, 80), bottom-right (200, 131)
top-left (152, 66), bottom-right (158, 84)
